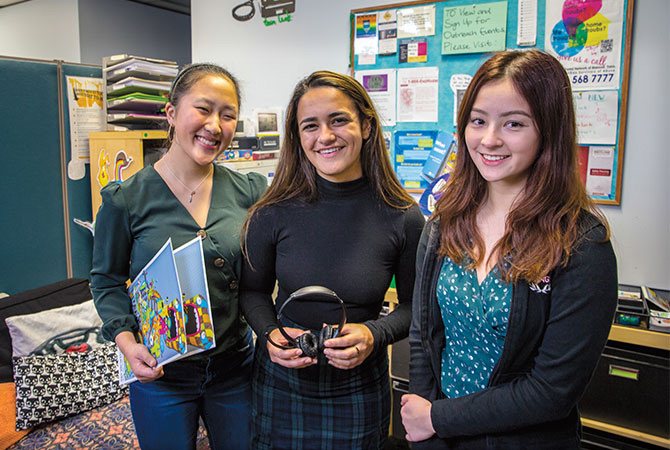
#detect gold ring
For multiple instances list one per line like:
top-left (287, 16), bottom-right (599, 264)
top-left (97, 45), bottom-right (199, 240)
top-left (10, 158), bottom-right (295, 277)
top-left (355, 346), bottom-right (360, 355)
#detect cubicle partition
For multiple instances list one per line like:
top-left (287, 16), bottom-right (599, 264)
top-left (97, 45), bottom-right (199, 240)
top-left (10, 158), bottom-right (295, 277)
top-left (0, 56), bottom-right (101, 295)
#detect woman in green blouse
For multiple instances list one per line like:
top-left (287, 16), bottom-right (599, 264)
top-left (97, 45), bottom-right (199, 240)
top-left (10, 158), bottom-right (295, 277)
top-left (91, 63), bottom-right (266, 450)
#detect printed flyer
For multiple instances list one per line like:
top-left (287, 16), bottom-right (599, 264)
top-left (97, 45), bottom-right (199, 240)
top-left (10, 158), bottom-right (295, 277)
top-left (545, 0), bottom-right (624, 90)
top-left (397, 67), bottom-right (439, 123)
top-left (66, 76), bottom-right (105, 180)
top-left (355, 69), bottom-right (397, 126)
top-left (394, 130), bottom-right (437, 190)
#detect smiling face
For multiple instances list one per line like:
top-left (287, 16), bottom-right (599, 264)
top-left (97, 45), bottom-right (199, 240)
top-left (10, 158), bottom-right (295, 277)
top-left (297, 86), bottom-right (371, 183)
top-left (165, 74), bottom-right (239, 166)
top-left (465, 78), bottom-right (541, 192)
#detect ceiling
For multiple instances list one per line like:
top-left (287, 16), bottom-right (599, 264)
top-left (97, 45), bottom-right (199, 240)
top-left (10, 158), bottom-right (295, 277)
top-left (128, 0), bottom-right (190, 15)
top-left (0, 0), bottom-right (191, 15)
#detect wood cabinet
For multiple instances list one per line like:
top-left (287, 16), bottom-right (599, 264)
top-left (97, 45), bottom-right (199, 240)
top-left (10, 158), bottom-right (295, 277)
top-left (89, 130), bottom-right (167, 218)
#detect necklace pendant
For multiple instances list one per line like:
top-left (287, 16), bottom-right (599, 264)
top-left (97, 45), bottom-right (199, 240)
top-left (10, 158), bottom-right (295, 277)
top-left (163, 161), bottom-right (212, 206)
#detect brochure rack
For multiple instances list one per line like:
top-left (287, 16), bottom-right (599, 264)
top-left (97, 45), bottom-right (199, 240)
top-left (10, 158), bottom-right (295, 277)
top-left (102, 54), bottom-right (178, 131)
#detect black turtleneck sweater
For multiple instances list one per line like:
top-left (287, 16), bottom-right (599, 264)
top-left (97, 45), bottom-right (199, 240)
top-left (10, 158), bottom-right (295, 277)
top-left (239, 176), bottom-right (425, 351)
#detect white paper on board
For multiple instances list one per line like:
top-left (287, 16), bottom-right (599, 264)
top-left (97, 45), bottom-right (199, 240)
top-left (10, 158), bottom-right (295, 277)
top-left (397, 67), bottom-right (439, 123)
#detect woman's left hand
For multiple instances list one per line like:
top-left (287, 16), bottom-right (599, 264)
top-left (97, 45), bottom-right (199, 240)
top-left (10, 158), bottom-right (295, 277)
top-left (322, 323), bottom-right (374, 369)
top-left (400, 394), bottom-right (436, 442)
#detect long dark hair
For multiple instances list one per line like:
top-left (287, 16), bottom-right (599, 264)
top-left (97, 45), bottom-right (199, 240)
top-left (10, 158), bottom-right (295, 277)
top-left (242, 70), bottom-right (415, 245)
top-left (434, 49), bottom-right (608, 283)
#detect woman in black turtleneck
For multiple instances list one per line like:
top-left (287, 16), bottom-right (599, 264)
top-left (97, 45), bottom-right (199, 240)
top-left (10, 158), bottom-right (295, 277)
top-left (239, 71), bottom-right (425, 450)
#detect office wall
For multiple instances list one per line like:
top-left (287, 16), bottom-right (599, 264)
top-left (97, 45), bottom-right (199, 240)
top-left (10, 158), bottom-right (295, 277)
top-left (0, 0), bottom-right (189, 295)
top-left (192, 0), bottom-right (385, 117)
top-left (0, 0), bottom-right (190, 66)
top-left (78, 0), bottom-right (191, 67)
top-left (598, 0), bottom-right (670, 290)
top-left (193, 0), bottom-right (670, 289)
top-left (0, 0), bottom-right (80, 62)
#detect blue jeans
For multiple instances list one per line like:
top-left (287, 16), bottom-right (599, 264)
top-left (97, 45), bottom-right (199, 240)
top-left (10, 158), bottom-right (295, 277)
top-left (129, 332), bottom-right (253, 450)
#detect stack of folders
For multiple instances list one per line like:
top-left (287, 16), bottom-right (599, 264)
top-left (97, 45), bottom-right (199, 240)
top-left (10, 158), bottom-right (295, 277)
top-left (103, 54), bottom-right (178, 130)
top-left (615, 286), bottom-right (648, 329)
top-left (618, 286), bottom-right (646, 313)
top-left (615, 285), bottom-right (670, 332)
top-left (641, 286), bottom-right (670, 333)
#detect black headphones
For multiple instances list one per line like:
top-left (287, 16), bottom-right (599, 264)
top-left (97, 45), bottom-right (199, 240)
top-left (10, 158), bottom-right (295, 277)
top-left (265, 286), bottom-right (347, 358)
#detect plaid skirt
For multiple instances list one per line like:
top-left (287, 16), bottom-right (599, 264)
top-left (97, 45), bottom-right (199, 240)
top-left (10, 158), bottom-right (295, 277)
top-left (250, 343), bottom-right (391, 450)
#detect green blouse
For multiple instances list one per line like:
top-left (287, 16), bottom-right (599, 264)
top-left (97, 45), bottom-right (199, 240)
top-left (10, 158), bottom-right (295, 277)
top-left (90, 164), bottom-right (266, 358)
top-left (436, 257), bottom-right (511, 398)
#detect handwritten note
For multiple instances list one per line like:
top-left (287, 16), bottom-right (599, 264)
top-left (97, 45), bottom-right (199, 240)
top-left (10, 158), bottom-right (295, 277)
top-left (573, 90), bottom-right (618, 145)
top-left (442, 1), bottom-right (507, 55)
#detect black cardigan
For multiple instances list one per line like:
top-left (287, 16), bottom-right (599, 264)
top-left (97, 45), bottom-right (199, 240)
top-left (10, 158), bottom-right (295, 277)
top-left (408, 212), bottom-right (618, 449)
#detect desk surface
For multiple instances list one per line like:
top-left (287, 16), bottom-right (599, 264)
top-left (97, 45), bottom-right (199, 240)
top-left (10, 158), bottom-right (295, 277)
top-left (582, 418), bottom-right (670, 448)
top-left (609, 324), bottom-right (670, 350)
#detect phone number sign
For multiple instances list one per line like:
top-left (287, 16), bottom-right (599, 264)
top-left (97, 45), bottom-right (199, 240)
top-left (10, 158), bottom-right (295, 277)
top-left (544, 0), bottom-right (624, 91)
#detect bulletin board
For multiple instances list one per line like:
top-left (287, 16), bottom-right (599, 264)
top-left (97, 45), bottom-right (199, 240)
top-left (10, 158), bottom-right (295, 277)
top-left (350, 0), bottom-right (634, 205)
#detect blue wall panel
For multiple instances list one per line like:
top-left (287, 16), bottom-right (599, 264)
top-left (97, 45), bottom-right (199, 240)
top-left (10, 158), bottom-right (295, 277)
top-left (0, 59), bottom-right (101, 295)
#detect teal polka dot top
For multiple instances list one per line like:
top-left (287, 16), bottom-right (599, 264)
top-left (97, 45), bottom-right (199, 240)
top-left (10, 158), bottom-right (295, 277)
top-left (436, 257), bottom-right (511, 398)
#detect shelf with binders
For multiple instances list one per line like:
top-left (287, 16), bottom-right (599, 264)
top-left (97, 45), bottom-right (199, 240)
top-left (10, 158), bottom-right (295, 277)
top-left (104, 56), bottom-right (178, 83)
top-left (106, 77), bottom-right (172, 97)
top-left (107, 112), bottom-right (167, 125)
top-left (106, 92), bottom-right (168, 113)
top-left (102, 54), bottom-right (177, 131)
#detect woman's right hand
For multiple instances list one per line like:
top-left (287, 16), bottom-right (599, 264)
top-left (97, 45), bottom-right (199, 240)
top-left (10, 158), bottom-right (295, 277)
top-left (115, 331), bottom-right (164, 383)
top-left (265, 327), bottom-right (317, 369)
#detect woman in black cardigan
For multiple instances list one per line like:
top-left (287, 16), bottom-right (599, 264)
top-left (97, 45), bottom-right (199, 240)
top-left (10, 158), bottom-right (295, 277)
top-left (401, 50), bottom-right (618, 449)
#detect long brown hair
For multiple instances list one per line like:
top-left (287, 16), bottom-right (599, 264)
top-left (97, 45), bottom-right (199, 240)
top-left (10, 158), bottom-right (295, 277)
top-left (243, 70), bottom-right (414, 242)
top-left (434, 49), bottom-right (608, 283)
